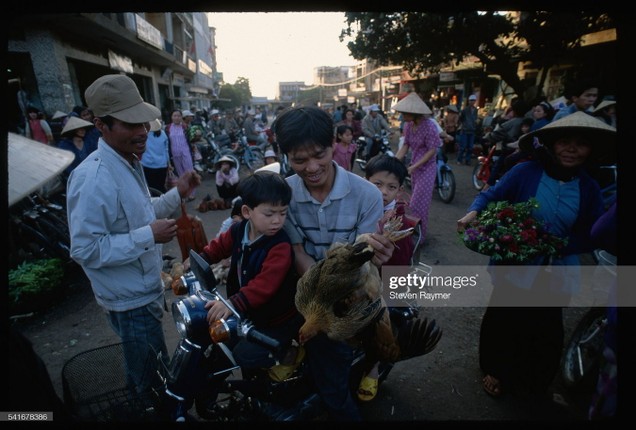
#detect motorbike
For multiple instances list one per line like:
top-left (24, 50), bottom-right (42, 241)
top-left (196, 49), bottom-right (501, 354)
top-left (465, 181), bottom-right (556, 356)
top-left (355, 131), bottom-right (393, 171)
top-left (156, 250), bottom-right (440, 422)
top-left (58, 254), bottom-right (440, 423)
top-left (560, 248), bottom-right (615, 397)
top-left (218, 129), bottom-right (266, 173)
top-left (192, 131), bottom-right (237, 175)
top-left (471, 143), bottom-right (497, 191)
top-left (405, 147), bottom-right (456, 204)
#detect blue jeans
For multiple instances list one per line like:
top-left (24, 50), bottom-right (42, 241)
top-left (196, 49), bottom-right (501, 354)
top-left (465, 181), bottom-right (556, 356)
top-left (107, 295), bottom-right (168, 394)
top-left (305, 332), bottom-right (361, 421)
top-left (457, 132), bottom-right (475, 164)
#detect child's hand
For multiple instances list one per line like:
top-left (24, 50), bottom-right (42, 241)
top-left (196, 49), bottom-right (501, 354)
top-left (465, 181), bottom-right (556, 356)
top-left (205, 299), bottom-right (232, 324)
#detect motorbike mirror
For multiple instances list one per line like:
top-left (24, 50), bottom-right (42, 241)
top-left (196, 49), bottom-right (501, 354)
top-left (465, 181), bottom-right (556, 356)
top-left (188, 249), bottom-right (218, 292)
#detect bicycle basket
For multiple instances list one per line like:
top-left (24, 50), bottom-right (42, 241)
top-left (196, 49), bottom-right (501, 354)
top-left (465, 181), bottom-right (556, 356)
top-left (61, 342), bottom-right (161, 422)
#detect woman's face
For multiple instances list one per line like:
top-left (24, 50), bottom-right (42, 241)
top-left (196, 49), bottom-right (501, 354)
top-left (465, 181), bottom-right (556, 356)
top-left (532, 105), bottom-right (547, 120)
top-left (345, 110), bottom-right (354, 121)
top-left (171, 111), bottom-right (183, 124)
top-left (552, 136), bottom-right (593, 168)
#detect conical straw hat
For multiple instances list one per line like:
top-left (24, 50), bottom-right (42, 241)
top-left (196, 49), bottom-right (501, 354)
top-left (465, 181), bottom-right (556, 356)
top-left (391, 92), bottom-right (432, 115)
top-left (518, 111), bottom-right (616, 163)
top-left (61, 116), bottom-right (94, 135)
top-left (592, 99), bottom-right (616, 114)
top-left (8, 133), bottom-right (74, 206)
top-left (255, 162), bottom-right (281, 174)
top-left (52, 110), bottom-right (68, 120)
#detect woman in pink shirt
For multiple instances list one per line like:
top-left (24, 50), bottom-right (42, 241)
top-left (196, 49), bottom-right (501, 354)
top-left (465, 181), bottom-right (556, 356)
top-left (166, 109), bottom-right (197, 200)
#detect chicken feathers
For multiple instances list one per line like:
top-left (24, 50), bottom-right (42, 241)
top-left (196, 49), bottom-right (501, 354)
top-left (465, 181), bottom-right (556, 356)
top-left (295, 216), bottom-right (415, 345)
top-left (296, 240), bottom-right (383, 343)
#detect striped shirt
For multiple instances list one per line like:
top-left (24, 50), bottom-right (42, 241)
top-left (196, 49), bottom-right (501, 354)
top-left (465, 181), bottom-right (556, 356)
top-left (284, 162), bottom-right (383, 261)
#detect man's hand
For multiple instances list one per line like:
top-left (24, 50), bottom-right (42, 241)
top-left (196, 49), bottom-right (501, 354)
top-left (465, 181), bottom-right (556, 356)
top-left (176, 170), bottom-right (202, 199)
top-left (365, 232), bottom-right (395, 267)
top-left (151, 218), bottom-right (177, 243)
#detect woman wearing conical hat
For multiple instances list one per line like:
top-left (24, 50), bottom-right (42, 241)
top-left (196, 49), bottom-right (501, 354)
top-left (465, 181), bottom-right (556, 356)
top-left (393, 92), bottom-right (442, 243)
top-left (56, 116), bottom-right (95, 179)
top-left (457, 111), bottom-right (616, 399)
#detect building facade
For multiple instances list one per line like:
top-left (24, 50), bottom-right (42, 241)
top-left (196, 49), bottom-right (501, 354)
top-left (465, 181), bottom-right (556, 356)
top-left (7, 12), bottom-right (219, 133)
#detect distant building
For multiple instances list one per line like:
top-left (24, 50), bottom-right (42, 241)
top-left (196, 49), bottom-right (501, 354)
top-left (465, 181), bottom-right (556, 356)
top-left (8, 12), bottom-right (219, 130)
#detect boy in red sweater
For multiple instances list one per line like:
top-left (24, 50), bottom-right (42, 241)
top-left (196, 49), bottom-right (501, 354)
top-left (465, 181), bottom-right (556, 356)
top-left (189, 171), bottom-right (303, 380)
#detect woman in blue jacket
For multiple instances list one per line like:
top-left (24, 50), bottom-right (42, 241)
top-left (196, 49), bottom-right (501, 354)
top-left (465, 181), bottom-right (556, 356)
top-left (457, 112), bottom-right (616, 400)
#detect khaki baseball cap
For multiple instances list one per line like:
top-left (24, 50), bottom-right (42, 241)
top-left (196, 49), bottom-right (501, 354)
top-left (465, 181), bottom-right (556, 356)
top-left (85, 74), bottom-right (160, 123)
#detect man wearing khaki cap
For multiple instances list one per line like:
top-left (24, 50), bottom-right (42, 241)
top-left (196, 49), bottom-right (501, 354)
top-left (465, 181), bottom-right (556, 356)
top-left (66, 74), bottom-right (201, 394)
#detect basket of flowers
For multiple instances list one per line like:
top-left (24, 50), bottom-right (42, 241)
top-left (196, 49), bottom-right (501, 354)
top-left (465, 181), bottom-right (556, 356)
top-left (460, 198), bottom-right (567, 263)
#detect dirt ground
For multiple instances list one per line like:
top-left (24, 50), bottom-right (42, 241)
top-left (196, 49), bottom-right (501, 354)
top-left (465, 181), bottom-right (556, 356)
top-left (11, 142), bottom-right (595, 422)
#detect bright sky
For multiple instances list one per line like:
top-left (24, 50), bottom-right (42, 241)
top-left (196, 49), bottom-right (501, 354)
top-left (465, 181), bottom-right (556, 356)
top-left (207, 12), bottom-right (357, 99)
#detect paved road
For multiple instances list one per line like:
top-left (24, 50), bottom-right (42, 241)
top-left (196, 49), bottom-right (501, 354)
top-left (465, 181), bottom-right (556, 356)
top-left (14, 144), bottom-right (592, 422)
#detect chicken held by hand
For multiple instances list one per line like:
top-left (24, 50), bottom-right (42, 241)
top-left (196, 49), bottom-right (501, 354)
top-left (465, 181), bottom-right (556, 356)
top-left (295, 216), bottom-right (414, 345)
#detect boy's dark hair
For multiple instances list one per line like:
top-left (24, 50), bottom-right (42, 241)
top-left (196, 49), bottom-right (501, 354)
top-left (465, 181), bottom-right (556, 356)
top-left (237, 171), bottom-right (292, 209)
top-left (271, 106), bottom-right (334, 154)
top-left (335, 124), bottom-right (354, 142)
top-left (521, 117), bottom-right (535, 128)
top-left (563, 78), bottom-right (599, 100)
top-left (230, 197), bottom-right (243, 218)
top-left (364, 154), bottom-right (408, 185)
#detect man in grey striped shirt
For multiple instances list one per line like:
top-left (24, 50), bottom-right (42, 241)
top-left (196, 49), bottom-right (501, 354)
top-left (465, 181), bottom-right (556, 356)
top-left (273, 106), bottom-right (395, 421)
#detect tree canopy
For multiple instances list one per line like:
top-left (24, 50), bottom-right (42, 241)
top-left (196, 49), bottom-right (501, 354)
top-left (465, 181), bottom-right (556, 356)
top-left (216, 77), bottom-right (253, 111)
top-left (341, 11), bottom-right (614, 99)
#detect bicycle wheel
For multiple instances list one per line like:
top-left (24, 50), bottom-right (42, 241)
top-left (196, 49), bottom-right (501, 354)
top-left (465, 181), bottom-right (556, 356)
top-left (561, 307), bottom-right (607, 389)
top-left (246, 148), bottom-right (264, 173)
top-left (437, 168), bottom-right (456, 203)
top-left (472, 164), bottom-right (486, 190)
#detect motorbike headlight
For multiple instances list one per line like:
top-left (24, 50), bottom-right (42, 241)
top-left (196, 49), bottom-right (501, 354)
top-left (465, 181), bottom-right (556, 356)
top-left (172, 295), bottom-right (210, 343)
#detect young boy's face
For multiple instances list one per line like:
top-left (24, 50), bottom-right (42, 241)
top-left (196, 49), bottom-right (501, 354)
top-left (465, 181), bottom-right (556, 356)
top-left (265, 156), bottom-right (277, 165)
top-left (242, 202), bottom-right (288, 238)
top-left (367, 171), bottom-right (402, 207)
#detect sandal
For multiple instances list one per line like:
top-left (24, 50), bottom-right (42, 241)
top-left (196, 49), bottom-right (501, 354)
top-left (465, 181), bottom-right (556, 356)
top-left (268, 345), bottom-right (305, 382)
top-left (357, 375), bottom-right (379, 402)
top-left (483, 374), bottom-right (502, 398)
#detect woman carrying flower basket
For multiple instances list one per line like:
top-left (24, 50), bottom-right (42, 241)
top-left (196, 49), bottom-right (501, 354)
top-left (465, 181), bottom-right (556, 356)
top-left (456, 112), bottom-right (616, 400)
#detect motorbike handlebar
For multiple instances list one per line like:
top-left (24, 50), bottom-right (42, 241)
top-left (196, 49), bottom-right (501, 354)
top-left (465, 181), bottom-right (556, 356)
top-left (244, 325), bottom-right (282, 354)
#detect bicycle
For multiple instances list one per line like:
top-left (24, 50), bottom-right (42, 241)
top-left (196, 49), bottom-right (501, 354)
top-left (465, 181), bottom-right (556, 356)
top-left (404, 147), bottom-right (456, 204)
top-left (9, 191), bottom-right (73, 268)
